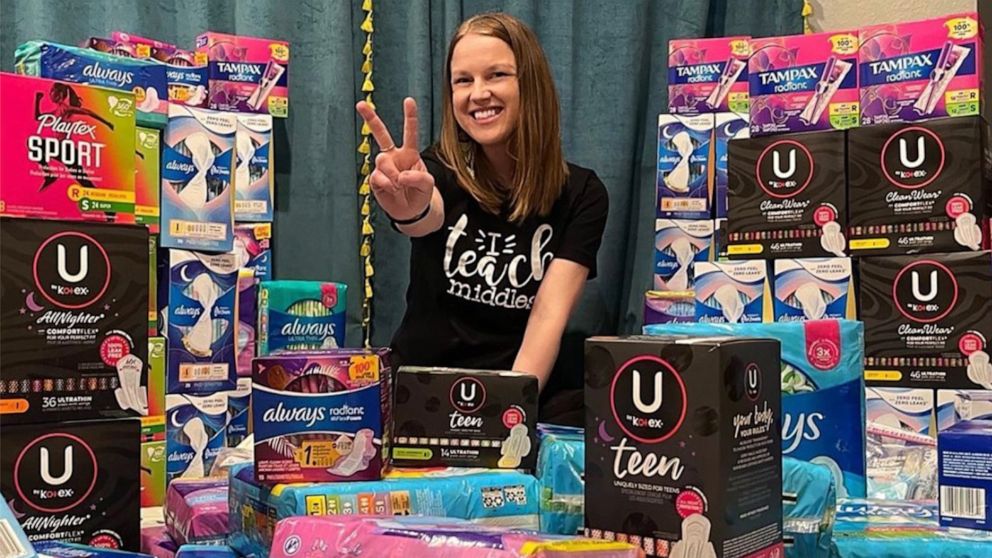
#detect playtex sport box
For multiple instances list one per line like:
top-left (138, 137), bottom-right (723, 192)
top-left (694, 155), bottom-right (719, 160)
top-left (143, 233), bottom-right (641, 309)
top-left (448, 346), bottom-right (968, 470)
top-left (252, 349), bottom-right (391, 484)
top-left (938, 420), bottom-right (992, 531)
top-left (392, 367), bottom-right (538, 470)
top-left (656, 114), bottom-right (712, 219)
top-left (0, 73), bottom-right (136, 223)
top-left (749, 31), bottom-right (860, 135)
top-left (859, 12), bottom-right (989, 125)
top-left (773, 258), bottom-right (855, 322)
top-left (653, 219), bottom-right (712, 291)
top-left (14, 41), bottom-right (168, 128)
top-left (667, 36), bottom-right (750, 115)
top-left (584, 336), bottom-right (783, 557)
top-left (727, 130), bottom-right (848, 259)
top-left (195, 32), bottom-right (289, 118)
top-left (160, 105), bottom-right (236, 253)
top-left (227, 461), bottom-right (539, 558)
top-left (0, 219), bottom-right (149, 425)
top-left (0, 418), bottom-right (140, 550)
top-left (645, 320), bottom-right (867, 499)
top-left (847, 116), bottom-right (990, 256)
top-left (859, 251), bottom-right (992, 390)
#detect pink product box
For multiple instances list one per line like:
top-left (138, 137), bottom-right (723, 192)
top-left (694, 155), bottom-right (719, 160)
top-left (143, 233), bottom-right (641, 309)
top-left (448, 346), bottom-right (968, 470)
top-left (860, 13), bottom-right (987, 125)
top-left (668, 36), bottom-right (751, 115)
top-left (749, 31), bottom-right (861, 135)
top-left (195, 32), bottom-right (289, 117)
top-left (0, 72), bottom-right (137, 222)
top-left (111, 31), bottom-right (178, 54)
top-left (270, 516), bottom-right (644, 558)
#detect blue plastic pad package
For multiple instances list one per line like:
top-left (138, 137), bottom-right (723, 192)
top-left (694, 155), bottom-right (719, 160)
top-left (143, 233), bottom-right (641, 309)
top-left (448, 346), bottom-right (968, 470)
top-left (14, 40), bottom-right (168, 127)
top-left (0, 497), bottom-right (36, 558)
top-left (227, 461), bottom-right (539, 558)
top-left (832, 499), bottom-right (992, 558)
top-left (645, 319), bottom-right (867, 497)
top-left (783, 457), bottom-right (836, 558)
top-left (175, 546), bottom-right (236, 558)
top-left (33, 542), bottom-right (149, 558)
top-left (535, 424), bottom-right (585, 536)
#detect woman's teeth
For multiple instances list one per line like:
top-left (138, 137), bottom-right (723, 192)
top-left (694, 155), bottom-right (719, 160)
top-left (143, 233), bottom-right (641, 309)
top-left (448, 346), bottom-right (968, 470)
top-left (472, 108), bottom-right (502, 121)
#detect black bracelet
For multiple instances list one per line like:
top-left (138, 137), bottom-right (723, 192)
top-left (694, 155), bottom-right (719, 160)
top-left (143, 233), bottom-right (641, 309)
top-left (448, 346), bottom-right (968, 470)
top-left (390, 202), bottom-right (432, 226)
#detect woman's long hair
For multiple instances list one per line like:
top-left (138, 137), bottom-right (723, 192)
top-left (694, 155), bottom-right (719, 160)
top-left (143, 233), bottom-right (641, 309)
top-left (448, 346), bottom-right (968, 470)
top-left (437, 12), bottom-right (568, 223)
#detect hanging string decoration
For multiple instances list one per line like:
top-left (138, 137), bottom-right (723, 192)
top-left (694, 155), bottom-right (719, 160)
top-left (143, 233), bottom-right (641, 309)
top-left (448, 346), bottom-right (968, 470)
top-left (358, 0), bottom-right (375, 348)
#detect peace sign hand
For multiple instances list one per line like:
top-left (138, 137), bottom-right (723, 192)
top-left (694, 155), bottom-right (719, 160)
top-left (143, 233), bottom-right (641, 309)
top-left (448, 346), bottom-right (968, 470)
top-left (356, 97), bottom-right (435, 222)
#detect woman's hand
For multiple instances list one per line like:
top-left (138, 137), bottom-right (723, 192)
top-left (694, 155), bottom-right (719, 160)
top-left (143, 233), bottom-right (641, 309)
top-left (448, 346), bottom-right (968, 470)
top-left (356, 98), bottom-right (435, 222)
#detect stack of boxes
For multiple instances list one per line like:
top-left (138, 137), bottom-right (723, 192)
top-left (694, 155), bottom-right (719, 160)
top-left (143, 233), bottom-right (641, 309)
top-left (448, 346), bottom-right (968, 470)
top-left (0, 28), bottom-right (290, 552)
top-left (651, 8), bottom-right (992, 528)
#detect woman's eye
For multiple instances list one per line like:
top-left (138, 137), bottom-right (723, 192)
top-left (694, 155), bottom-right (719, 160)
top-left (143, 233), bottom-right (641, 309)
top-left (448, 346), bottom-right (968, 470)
top-left (453, 77), bottom-right (472, 85)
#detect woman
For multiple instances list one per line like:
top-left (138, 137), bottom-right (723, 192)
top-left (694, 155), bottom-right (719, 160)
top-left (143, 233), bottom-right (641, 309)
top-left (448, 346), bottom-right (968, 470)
top-left (356, 13), bottom-right (608, 420)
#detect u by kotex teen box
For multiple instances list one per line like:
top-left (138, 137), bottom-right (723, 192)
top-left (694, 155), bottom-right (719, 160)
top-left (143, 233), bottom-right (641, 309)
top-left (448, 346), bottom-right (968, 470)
top-left (668, 36), bottom-right (751, 115)
top-left (749, 31), bottom-right (860, 135)
top-left (0, 73), bottom-right (136, 222)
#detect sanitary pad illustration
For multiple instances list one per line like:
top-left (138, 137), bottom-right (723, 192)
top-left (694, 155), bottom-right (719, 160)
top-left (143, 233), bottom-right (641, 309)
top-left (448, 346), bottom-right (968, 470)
top-left (0, 492), bottom-right (35, 558)
top-left (167, 250), bottom-right (238, 394)
top-left (773, 258), bottom-right (855, 321)
top-left (252, 349), bottom-right (391, 483)
top-left (15, 40), bottom-right (168, 127)
top-left (257, 280), bottom-right (347, 354)
top-left (161, 105), bottom-right (236, 252)
top-left (234, 115), bottom-right (274, 221)
top-left (860, 14), bottom-right (983, 125)
top-left (166, 392), bottom-right (228, 481)
top-left (0, 73), bottom-right (136, 222)
top-left (668, 36), bottom-right (751, 114)
top-left (749, 31), bottom-right (860, 135)
top-left (645, 320), bottom-right (868, 498)
top-left (654, 219), bottom-right (713, 291)
top-left (693, 260), bottom-right (770, 323)
top-left (656, 114), bottom-right (713, 219)
top-left (195, 32), bottom-right (289, 117)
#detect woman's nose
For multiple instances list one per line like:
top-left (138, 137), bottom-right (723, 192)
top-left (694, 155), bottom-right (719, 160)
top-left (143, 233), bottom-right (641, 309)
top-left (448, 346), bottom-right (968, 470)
top-left (470, 82), bottom-right (492, 102)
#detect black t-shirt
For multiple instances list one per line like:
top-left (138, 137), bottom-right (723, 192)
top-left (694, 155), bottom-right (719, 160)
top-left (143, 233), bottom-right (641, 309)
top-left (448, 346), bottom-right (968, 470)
top-left (391, 150), bottom-right (609, 395)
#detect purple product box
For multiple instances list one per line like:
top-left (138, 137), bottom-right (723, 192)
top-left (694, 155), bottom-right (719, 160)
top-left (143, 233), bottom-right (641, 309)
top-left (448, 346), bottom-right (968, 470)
top-left (668, 36), bottom-right (751, 115)
top-left (164, 478), bottom-right (229, 545)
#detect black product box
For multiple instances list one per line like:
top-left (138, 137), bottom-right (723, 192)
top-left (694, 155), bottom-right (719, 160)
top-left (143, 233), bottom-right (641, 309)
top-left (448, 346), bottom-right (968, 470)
top-left (727, 130), bottom-right (847, 259)
top-left (0, 218), bottom-right (149, 425)
top-left (391, 367), bottom-right (539, 470)
top-left (584, 336), bottom-right (783, 557)
top-left (0, 418), bottom-right (141, 550)
top-left (848, 116), bottom-right (990, 256)
top-left (860, 251), bottom-right (992, 389)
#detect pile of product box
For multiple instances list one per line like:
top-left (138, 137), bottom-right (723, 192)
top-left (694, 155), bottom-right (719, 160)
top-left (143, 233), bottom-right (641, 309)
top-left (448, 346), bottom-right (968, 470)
top-left (645, 6), bottom-right (992, 555)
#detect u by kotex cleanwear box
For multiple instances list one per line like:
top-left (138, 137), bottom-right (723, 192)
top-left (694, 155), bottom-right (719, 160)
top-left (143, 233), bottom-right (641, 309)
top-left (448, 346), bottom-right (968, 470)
top-left (227, 461), bottom-right (540, 558)
top-left (847, 116), bottom-right (990, 256)
top-left (252, 349), bottom-right (391, 484)
top-left (0, 218), bottom-right (149, 424)
top-left (656, 114), bottom-right (713, 219)
top-left (195, 32), bottom-right (289, 118)
top-left (668, 36), bottom-right (750, 115)
top-left (391, 367), bottom-right (538, 470)
top-left (584, 336), bottom-right (783, 557)
top-left (749, 31), bottom-right (860, 135)
top-left (257, 281), bottom-right (347, 354)
top-left (160, 105), bottom-right (236, 253)
top-left (653, 219), bottom-right (713, 291)
top-left (859, 251), bottom-right (992, 389)
top-left (165, 392), bottom-right (228, 482)
top-left (0, 418), bottom-right (141, 550)
top-left (860, 12), bottom-right (989, 125)
top-left (644, 320), bottom-right (867, 498)
top-left (727, 130), bottom-right (848, 259)
top-left (0, 73), bottom-right (136, 223)
top-left (14, 41), bottom-right (168, 128)
top-left (167, 250), bottom-right (238, 394)
top-left (773, 258), bottom-right (855, 322)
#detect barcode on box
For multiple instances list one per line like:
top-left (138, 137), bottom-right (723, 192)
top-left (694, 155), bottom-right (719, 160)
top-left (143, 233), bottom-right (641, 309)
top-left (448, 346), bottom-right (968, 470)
top-left (941, 485), bottom-right (986, 520)
top-left (0, 518), bottom-right (29, 558)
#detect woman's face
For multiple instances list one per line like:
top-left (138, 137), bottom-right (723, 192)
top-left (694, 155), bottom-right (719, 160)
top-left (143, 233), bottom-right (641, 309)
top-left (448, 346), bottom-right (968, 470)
top-left (450, 33), bottom-right (520, 149)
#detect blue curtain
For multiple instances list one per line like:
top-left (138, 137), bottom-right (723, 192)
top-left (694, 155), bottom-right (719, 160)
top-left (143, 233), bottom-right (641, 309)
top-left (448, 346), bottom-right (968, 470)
top-left (0, 0), bottom-right (801, 350)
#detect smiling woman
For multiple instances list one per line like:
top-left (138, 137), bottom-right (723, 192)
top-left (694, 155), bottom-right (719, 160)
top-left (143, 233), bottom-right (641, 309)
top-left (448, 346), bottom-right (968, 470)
top-left (355, 12), bottom-right (609, 421)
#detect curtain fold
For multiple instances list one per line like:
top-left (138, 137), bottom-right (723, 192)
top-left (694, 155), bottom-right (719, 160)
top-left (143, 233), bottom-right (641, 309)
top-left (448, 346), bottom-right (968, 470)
top-left (0, 0), bottom-right (801, 352)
